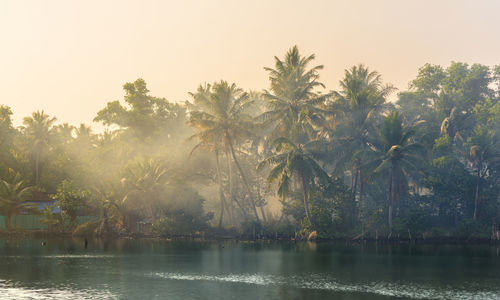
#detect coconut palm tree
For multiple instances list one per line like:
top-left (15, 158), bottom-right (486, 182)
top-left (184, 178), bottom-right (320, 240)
top-left (22, 110), bottom-right (57, 186)
top-left (326, 65), bottom-right (395, 219)
top-left (123, 158), bottom-right (169, 223)
top-left (372, 111), bottom-right (424, 233)
top-left (259, 45), bottom-right (329, 143)
top-left (188, 81), bottom-right (261, 222)
top-left (0, 106), bottom-right (16, 170)
top-left (465, 125), bottom-right (499, 221)
top-left (0, 169), bottom-right (35, 229)
top-left (258, 137), bottom-right (328, 225)
top-left (53, 123), bottom-right (75, 145)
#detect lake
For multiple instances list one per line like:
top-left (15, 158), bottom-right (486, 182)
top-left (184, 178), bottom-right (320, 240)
top-left (0, 238), bottom-right (499, 299)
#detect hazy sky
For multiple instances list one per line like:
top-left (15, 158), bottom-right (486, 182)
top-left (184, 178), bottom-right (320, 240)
top-left (1, 0), bottom-right (499, 130)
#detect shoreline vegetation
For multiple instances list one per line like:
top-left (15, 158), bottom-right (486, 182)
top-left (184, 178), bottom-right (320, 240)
top-left (1, 228), bottom-right (499, 245)
top-left (1, 46), bottom-right (500, 244)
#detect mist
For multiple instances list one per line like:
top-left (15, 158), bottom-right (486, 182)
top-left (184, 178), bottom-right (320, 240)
top-left (0, 47), bottom-right (499, 241)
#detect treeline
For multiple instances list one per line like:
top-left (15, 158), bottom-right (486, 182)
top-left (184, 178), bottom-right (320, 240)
top-left (1, 46), bottom-right (500, 239)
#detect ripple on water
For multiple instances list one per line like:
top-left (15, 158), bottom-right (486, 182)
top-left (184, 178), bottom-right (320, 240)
top-left (1, 254), bottom-right (117, 259)
top-left (0, 280), bottom-right (117, 300)
top-left (148, 272), bottom-right (500, 300)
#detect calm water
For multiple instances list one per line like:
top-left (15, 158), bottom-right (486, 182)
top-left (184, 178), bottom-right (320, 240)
top-left (0, 239), bottom-right (499, 299)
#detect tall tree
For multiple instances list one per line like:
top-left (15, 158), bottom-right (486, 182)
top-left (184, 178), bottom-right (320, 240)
top-left (465, 126), bottom-right (499, 221)
top-left (22, 110), bottom-right (57, 187)
top-left (95, 78), bottom-right (187, 140)
top-left (0, 106), bottom-right (16, 170)
top-left (372, 111), bottom-right (423, 233)
top-left (188, 81), bottom-right (261, 222)
top-left (123, 158), bottom-right (169, 222)
top-left (260, 45), bottom-right (328, 143)
top-left (327, 64), bottom-right (394, 222)
top-left (258, 137), bottom-right (328, 225)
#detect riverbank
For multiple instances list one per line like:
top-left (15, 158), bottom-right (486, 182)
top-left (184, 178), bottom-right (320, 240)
top-left (1, 229), bottom-right (500, 245)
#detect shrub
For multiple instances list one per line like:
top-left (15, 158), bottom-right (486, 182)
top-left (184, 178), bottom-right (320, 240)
top-left (72, 220), bottom-right (99, 237)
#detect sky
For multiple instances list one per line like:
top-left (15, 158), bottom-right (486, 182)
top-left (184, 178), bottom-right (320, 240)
top-left (1, 0), bottom-right (499, 130)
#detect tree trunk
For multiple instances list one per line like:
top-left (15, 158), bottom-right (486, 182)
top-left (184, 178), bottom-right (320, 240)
top-left (99, 207), bottom-right (111, 237)
top-left (388, 165), bottom-right (395, 234)
top-left (35, 152), bottom-right (40, 186)
top-left (301, 175), bottom-right (312, 225)
top-left (227, 136), bottom-right (260, 222)
top-left (359, 167), bottom-right (365, 235)
top-left (215, 150), bottom-right (226, 228)
top-left (227, 153), bottom-right (235, 226)
top-left (233, 197), bottom-right (248, 220)
top-left (257, 189), bottom-right (267, 223)
top-left (473, 163), bottom-right (481, 221)
top-left (351, 165), bottom-right (358, 200)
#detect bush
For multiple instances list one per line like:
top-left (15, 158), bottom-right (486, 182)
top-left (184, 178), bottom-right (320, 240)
top-left (72, 220), bottom-right (99, 237)
top-left (152, 213), bottom-right (211, 236)
top-left (39, 205), bottom-right (69, 232)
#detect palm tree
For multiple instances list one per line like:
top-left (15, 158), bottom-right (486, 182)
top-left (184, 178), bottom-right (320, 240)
top-left (22, 110), bottom-right (57, 186)
top-left (189, 135), bottom-right (229, 227)
top-left (466, 125), bottom-right (499, 221)
top-left (0, 106), bottom-right (16, 169)
top-left (53, 123), bottom-right (75, 145)
top-left (327, 65), bottom-right (395, 220)
top-left (258, 137), bottom-right (328, 225)
top-left (92, 181), bottom-right (117, 236)
top-left (188, 81), bottom-right (261, 222)
top-left (74, 123), bottom-right (97, 150)
top-left (372, 111), bottom-right (423, 233)
top-left (259, 45), bottom-right (329, 143)
top-left (0, 169), bottom-right (35, 229)
top-left (123, 158), bottom-right (169, 222)
top-left (187, 85), bottom-right (228, 227)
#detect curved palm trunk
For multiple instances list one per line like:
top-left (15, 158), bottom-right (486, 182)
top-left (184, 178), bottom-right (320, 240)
top-left (300, 175), bottom-right (313, 225)
top-left (473, 163), bottom-right (481, 221)
top-left (227, 150), bottom-right (248, 222)
top-left (257, 189), bottom-right (267, 223)
top-left (99, 206), bottom-right (111, 236)
top-left (215, 150), bottom-right (226, 227)
top-left (227, 136), bottom-right (260, 223)
top-left (351, 165), bottom-right (358, 200)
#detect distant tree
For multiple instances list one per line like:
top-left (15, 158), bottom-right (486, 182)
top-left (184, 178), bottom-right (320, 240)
top-left (327, 64), bottom-right (394, 223)
top-left (188, 81), bottom-right (261, 222)
top-left (372, 112), bottom-right (424, 233)
top-left (94, 78), bottom-right (186, 140)
top-left (260, 45), bottom-right (328, 143)
top-left (258, 137), bottom-right (328, 226)
top-left (0, 169), bottom-right (35, 229)
top-left (22, 110), bottom-right (57, 186)
top-left (465, 126), bottom-right (499, 221)
top-left (53, 180), bottom-right (90, 226)
top-left (53, 123), bottom-right (75, 146)
top-left (0, 106), bottom-right (16, 170)
top-left (123, 158), bottom-right (169, 222)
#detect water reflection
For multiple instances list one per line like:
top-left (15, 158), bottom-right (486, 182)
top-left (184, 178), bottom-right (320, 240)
top-left (0, 238), bottom-right (499, 299)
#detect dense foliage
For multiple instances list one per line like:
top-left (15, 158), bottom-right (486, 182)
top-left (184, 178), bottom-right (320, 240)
top-left (1, 47), bottom-right (500, 239)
